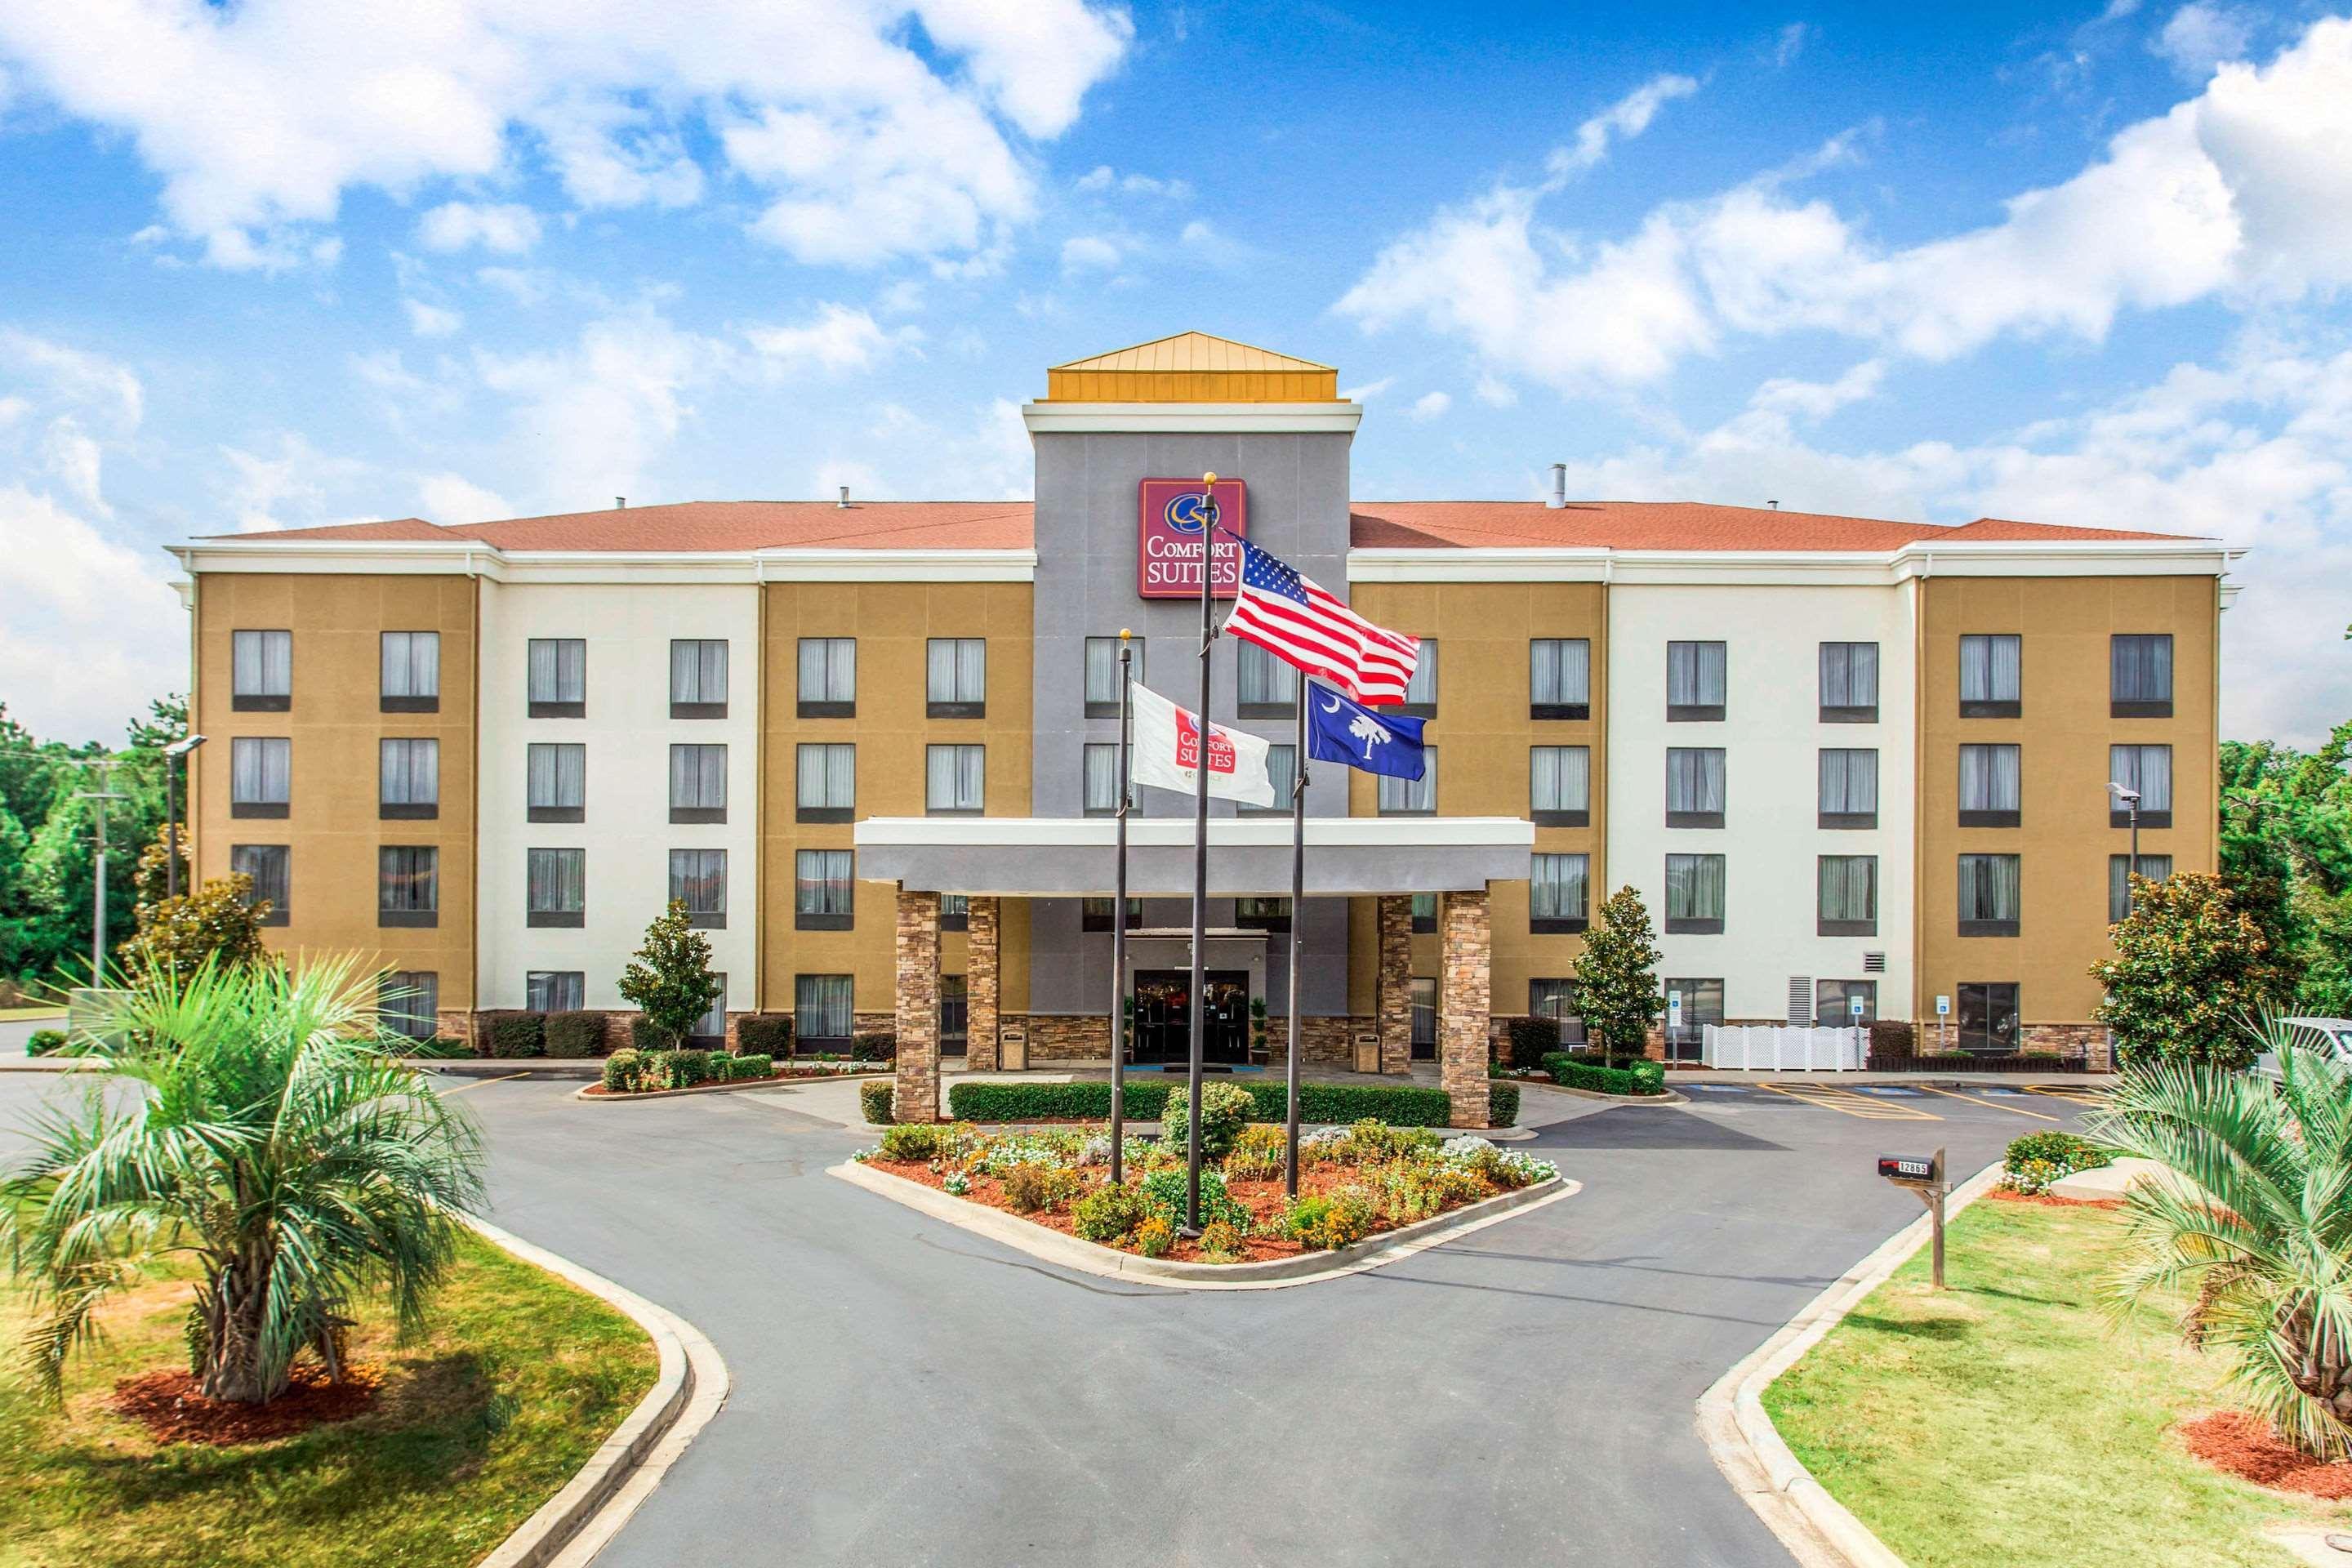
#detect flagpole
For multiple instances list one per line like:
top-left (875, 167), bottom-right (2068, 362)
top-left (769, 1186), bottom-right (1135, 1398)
top-left (1110, 630), bottom-right (1133, 1187)
top-left (1285, 683), bottom-right (1307, 1198)
top-left (1183, 474), bottom-right (1217, 1236)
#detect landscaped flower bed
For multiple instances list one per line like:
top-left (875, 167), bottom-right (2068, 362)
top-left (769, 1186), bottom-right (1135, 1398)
top-left (853, 1098), bottom-right (1556, 1266)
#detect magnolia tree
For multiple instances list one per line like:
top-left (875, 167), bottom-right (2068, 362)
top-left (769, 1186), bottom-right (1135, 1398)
top-left (117, 827), bottom-right (270, 983)
top-left (2091, 870), bottom-right (2296, 1070)
top-left (617, 900), bottom-right (723, 1050)
top-left (1573, 885), bottom-right (1664, 1069)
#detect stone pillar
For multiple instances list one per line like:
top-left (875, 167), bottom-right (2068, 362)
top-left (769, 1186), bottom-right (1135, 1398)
top-left (894, 889), bottom-right (942, 1123)
top-left (1440, 886), bottom-right (1492, 1129)
top-left (966, 896), bottom-right (1000, 1071)
top-left (1377, 894), bottom-right (1413, 1074)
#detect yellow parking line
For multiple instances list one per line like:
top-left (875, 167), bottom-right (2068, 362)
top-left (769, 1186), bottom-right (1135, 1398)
top-left (1916, 1084), bottom-right (2060, 1120)
top-left (2021, 1085), bottom-right (2108, 1108)
top-left (436, 1071), bottom-right (531, 1094)
top-left (1757, 1083), bottom-right (1942, 1120)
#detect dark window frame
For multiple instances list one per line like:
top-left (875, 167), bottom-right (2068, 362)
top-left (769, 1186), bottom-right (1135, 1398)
top-left (380, 630), bottom-right (440, 714)
top-left (230, 843), bottom-right (291, 926)
top-left (1957, 981), bottom-right (2021, 1054)
top-left (1816, 853), bottom-right (1878, 938)
top-left (794, 848), bottom-right (854, 932)
top-left (1396, 638), bottom-right (1437, 719)
top-left (1234, 897), bottom-right (1291, 933)
top-left (1958, 633), bottom-right (2022, 718)
top-left (1529, 638), bottom-right (1592, 721)
top-left (924, 637), bottom-right (987, 720)
top-left (377, 844), bottom-right (439, 929)
top-left (1666, 639), bottom-right (1726, 723)
top-left (526, 637), bottom-right (587, 719)
top-left (2110, 633), bottom-right (2174, 718)
top-left (1080, 897), bottom-right (1143, 933)
top-left (231, 629), bottom-right (293, 712)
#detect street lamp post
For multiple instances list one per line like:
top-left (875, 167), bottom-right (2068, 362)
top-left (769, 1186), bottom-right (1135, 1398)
top-left (2108, 781), bottom-right (2141, 914)
top-left (162, 734), bottom-right (207, 900)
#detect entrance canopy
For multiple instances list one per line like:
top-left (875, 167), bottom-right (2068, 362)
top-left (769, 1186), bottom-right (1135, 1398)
top-left (853, 816), bottom-right (1535, 898)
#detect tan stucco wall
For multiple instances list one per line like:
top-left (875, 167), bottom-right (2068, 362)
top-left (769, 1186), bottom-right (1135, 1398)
top-left (1343, 581), bottom-right (1606, 1015)
top-left (757, 581), bottom-right (1034, 1017)
top-left (191, 572), bottom-right (478, 1005)
top-left (1914, 574), bottom-right (2218, 1024)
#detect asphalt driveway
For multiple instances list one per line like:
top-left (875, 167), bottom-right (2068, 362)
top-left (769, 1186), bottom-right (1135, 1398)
top-left (0, 1070), bottom-right (2083, 1566)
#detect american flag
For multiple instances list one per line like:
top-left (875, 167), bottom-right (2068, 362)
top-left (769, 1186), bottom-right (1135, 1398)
top-left (1223, 537), bottom-right (1420, 706)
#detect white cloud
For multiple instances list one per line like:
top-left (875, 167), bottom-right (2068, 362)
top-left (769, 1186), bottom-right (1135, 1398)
top-left (1060, 234), bottom-right (1122, 274)
top-left (2152, 3), bottom-right (2255, 80)
top-left (404, 299), bottom-right (464, 337)
top-left (474, 266), bottom-right (555, 306)
top-left (0, 486), bottom-right (185, 741)
top-left (219, 433), bottom-right (368, 533)
top-left (418, 200), bottom-right (543, 254)
top-left (418, 470), bottom-right (512, 523)
top-left (1771, 22), bottom-right (1811, 67)
top-left (740, 302), bottom-right (920, 374)
top-left (0, 328), bottom-right (142, 427)
top-left (1074, 165), bottom-right (1192, 199)
top-left (1409, 390), bottom-right (1450, 421)
top-left (1339, 376), bottom-right (1395, 402)
top-left (0, 0), bottom-right (1132, 270)
top-left (1177, 219), bottom-right (1257, 269)
top-left (1339, 17), bottom-right (2352, 393)
top-left (474, 313), bottom-right (709, 508)
top-left (1552, 74), bottom-right (1699, 173)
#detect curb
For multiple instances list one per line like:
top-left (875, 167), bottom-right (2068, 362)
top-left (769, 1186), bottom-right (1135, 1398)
top-left (465, 1215), bottom-right (730, 1568)
top-left (573, 1071), bottom-right (884, 1103)
top-left (830, 1160), bottom-right (1575, 1290)
top-left (1695, 1160), bottom-right (2005, 1568)
top-left (1519, 1079), bottom-right (1690, 1107)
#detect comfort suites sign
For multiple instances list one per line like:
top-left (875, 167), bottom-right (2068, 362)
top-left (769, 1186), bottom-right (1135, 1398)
top-left (1137, 478), bottom-right (1248, 599)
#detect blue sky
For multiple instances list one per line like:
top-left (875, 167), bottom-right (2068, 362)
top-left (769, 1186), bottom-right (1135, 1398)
top-left (2, 1), bottom-right (2347, 744)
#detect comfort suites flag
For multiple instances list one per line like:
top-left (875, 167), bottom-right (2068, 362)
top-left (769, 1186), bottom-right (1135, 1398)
top-left (1129, 680), bottom-right (1276, 808)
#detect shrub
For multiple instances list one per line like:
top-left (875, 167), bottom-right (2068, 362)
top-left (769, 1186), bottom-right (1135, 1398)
top-left (488, 1012), bottom-right (546, 1059)
top-left (948, 1079), bottom-right (1173, 1123)
top-left (1540, 1053), bottom-right (1665, 1096)
top-left (860, 1080), bottom-right (895, 1125)
top-left (1161, 1080), bottom-right (1252, 1159)
top-left (1282, 1193), bottom-right (1332, 1244)
top-left (852, 1032), bottom-right (895, 1062)
top-left (2004, 1158), bottom-right (2067, 1196)
top-left (2005, 1131), bottom-right (2111, 1176)
top-left (1486, 1082), bottom-right (1520, 1127)
top-left (543, 1010), bottom-right (605, 1058)
top-left (1286, 1187), bottom-right (1377, 1250)
top-left (1072, 1183), bottom-right (1147, 1243)
top-left (601, 1049), bottom-right (642, 1093)
top-left (1223, 1124), bottom-right (1288, 1183)
top-left (1198, 1220), bottom-right (1245, 1262)
top-left (734, 1053), bottom-right (773, 1080)
top-left (1138, 1166), bottom-right (1251, 1233)
top-left (1505, 1015), bottom-right (1561, 1068)
top-left (1002, 1162), bottom-right (1081, 1214)
top-left (27, 1027), bottom-right (66, 1057)
top-left (736, 1013), bottom-right (793, 1058)
top-left (940, 1077), bottom-right (1456, 1127)
top-left (1134, 1215), bottom-right (1175, 1258)
top-left (880, 1123), bottom-right (949, 1160)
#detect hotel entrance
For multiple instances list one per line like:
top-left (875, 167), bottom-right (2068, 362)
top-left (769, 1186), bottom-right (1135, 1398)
top-left (1130, 970), bottom-right (1250, 1067)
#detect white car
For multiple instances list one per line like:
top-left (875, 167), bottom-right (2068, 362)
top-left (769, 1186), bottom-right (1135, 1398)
top-left (2252, 1018), bottom-right (2352, 1080)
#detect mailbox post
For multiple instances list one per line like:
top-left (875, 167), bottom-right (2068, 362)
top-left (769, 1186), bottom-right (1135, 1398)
top-left (1877, 1147), bottom-right (1949, 1290)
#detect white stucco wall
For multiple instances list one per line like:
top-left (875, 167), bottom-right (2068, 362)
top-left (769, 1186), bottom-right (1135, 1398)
top-left (478, 581), bottom-right (761, 1013)
top-left (1605, 581), bottom-right (1917, 1023)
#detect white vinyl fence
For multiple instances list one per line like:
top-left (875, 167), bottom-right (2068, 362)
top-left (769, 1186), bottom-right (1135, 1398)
top-left (1701, 1024), bottom-right (1867, 1071)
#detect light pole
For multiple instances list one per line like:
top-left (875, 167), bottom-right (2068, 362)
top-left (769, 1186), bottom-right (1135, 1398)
top-left (2109, 781), bottom-right (2141, 914)
top-left (163, 734), bottom-right (207, 899)
top-left (74, 760), bottom-right (128, 986)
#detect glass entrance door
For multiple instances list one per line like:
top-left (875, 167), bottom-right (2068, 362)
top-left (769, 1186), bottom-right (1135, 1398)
top-left (1130, 970), bottom-right (1250, 1066)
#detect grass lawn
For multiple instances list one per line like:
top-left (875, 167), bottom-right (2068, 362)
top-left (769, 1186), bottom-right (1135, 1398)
top-left (0, 1231), bottom-right (658, 1568)
top-left (1762, 1196), bottom-right (2349, 1568)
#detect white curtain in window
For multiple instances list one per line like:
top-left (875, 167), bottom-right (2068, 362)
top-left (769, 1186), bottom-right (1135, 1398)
top-left (528, 639), bottom-right (585, 703)
top-left (1820, 643), bottom-right (1878, 708)
top-left (381, 739), bottom-right (439, 805)
top-left (233, 630), bottom-right (292, 696)
top-left (1259, 745), bottom-right (1297, 809)
top-left (694, 978), bottom-right (728, 1039)
top-left (528, 849), bottom-right (584, 912)
top-left (670, 745), bottom-right (727, 809)
top-left (230, 737), bottom-right (291, 804)
top-left (528, 972), bottom-right (584, 1011)
top-left (2112, 635), bottom-right (2172, 702)
top-left (1668, 641), bottom-right (1726, 706)
top-left (381, 632), bottom-right (439, 698)
top-left (1820, 749), bottom-right (1878, 813)
top-left (797, 974), bottom-right (853, 1039)
top-left (2110, 745), bottom-right (2172, 810)
top-left (231, 844), bottom-right (288, 908)
top-left (1959, 854), bottom-right (2021, 920)
top-left (927, 745), bottom-right (983, 811)
top-left (380, 972), bottom-right (438, 1038)
top-left (1667, 749), bottom-right (1726, 813)
top-left (1666, 853), bottom-right (1726, 920)
top-left (670, 640), bottom-right (727, 704)
top-left (795, 849), bottom-right (853, 915)
top-left (669, 849), bottom-right (726, 913)
top-left (2109, 853), bottom-right (2173, 922)
top-left (1531, 639), bottom-right (1591, 706)
top-left (527, 743), bottom-right (585, 808)
top-left (1377, 748), bottom-right (1436, 812)
top-left (1961, 635), bottom-right (2021, 702)
top-left (1530, 746), bottom-right (1591, 812)
top-left (1818, 856), bottom-right (1876, 921)
top-left (1531, 853), bottom-right (1588, 920)
top-left (379, 846), bottom-right (437, 911)
top-left (1401, 639), bottom-right (1437, 705)
top-left (927, 639), bottom-right (984, 702)
top-left (1959, 745), bottom-right (2020, 811)
top-left (1082, 745), bottom-right (1120, 813)
top-left (798, 638), bottom-right (853, 702)
top-left (1238, 641), bottom-right (1298, 706)
top-left (1085, 638), bottom-right (1143, 705)
top-left (796, 743), bottom-right (853, 808)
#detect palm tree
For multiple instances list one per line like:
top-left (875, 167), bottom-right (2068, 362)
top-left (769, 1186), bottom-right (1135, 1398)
top-left (2, 956), bottom-right (483, 1405)
top-left (2091, 1023), bottom-right (2352, 1457)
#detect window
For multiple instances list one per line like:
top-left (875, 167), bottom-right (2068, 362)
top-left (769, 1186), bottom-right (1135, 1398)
top-left (2109, 853), bottom-right (2174, 924)
top-left (381, 632), bottom-right (439, 712)
top-left (1815, 978), bottom-right (1877, 1026)
top-left (1080, 898), bottom-right (1142, 932)
top-left (1241, 745), bottom-right (1296, 816)
top-left (378, 846), bottom-right (438, 927)
top-left (1665, 853), bottom-right (1726, 933)
top-left (1399, 640), bottom-right (1437, 717)
top-left (941, 974), bottom-right (968, 1053)
top-left (670, 848), bottom-right (727, 929)
top-left (796, 743), bottom-right (855, 823)
top-left (379, 738), bottom-right (439, 819)
top-left (1529, 979), bottom-right (1587, 1048)
top-left (1958, 853), bottom-right (2021, 936)
top-left (1237, 640), bottom-right (1298, 717)
top-left (2112, 634), bottom-right (2173, 717)
top-left (795, 973), bottom-right (853, 1044)
top-left (795, 849), bottom-right (853, 930)
top-left (1530, 853), bottom-right (1589, 933)
top-left (670, 639), bottom-right (728, 718)
top-left (1236, 897), bottom-right (1290, 933)
top-left (1082, 743), bottom-right (1126, 817)
top-left (380, 971), bottom-right (439, 1040)
top-left (1817, 855), bottom-right (1878, 937)
top-left (939, 893), bottom-right (970, 932)
top-left (229, 844), bottom-right (289, 926)
top-left (1665, 748), bottom-right (1726, 827)
top-left (797, 637), bottom-right (856, 716)
top-left (527, 971), bottom-right (584, 1013)
top-left (1410, 977), bottom-right (1438, 1061)
top-left (1667, 640), bottom-right (1726, 721)
top-left (527, 742), bottom-right (586, 822)
top-left (1958, 634), bottom-right (2021, 716)
top-left (1085, 637), bottom-right (1143, 717)
top-left (229, 737), bottom-right (291, 817)
top-left (926, 745), bottom-right (985, 814)
top-left (1663, 978), bottom-right (1724, 1061)
top-left (1819, 748), bottom-right (1879, 829)
top-left (1958, 982), bottom-right (2020, 1054)
top-left (1410, 893), bottom-right (1437, 933)
top-left (231, 630), bottom-right (292, 710)
top-left (692, 978), bottom-right (728, 1045)
top-left (1377, 747), bottom-right (1436, 814)
top-left (1958, 743), bottom-right (2021, 826)
top-left (2109, 745), bottom-right (2173, 826)
top-left (1819, 642), bottom-right (1879, 723)
top-left (527, 848), bottom-right (585, 927)
top-left (926, 638), bottom-right (987, 717)
top-left (1530, 639), bottom-right (1591, 719)
top-left (1530, 746), bottom-right (1590, 826)
top-left (527, 638), bottom-right (586, 717)
top-left (669, 743), bottom-right (728, 822)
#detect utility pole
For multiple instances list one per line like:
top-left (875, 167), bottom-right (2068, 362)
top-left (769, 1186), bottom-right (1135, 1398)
top-left (75, 760), bottom-right (128, 984)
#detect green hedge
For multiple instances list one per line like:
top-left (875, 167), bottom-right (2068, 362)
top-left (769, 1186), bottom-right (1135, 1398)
top-left (733, 1053), bottom-right (773, 1080)
top-left (1504, 1016), bottom-right (1561, 1068)
top-left (737, 1014), bottom-right (793, 1057)
top-left (859, 1080), bottom-right (894, 1125)
top-left (2005, 1131), bottom-right (2110, 1174)
top-left (488, 1013), bottom-right (546, 1059)
top-left (543, 1011), bottom-right (605, 1058)
top-left (1539, 1053), bottom-right (1666, 1097)
top-left (942, 1078), bottom-right (1463, 1128)
top-left (27, 1027), bottom-right (66, 1057)
top-left (1486, 1081), bottom-right (1520, 1127)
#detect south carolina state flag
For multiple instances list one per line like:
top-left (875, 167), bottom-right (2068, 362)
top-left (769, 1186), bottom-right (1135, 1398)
top-left (1129, 681), bottom-right (1276, 808)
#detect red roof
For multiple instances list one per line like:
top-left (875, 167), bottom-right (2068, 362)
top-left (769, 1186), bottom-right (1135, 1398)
top-left (212, 498), bottom-right (2202, 553)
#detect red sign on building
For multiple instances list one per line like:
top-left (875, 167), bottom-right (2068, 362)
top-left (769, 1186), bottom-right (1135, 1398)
top-left (1137, 478), bottom-right (1248, 599)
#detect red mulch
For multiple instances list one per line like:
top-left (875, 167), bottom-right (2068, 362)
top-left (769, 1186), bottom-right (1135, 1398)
top-left (1989, 1187), bottom-right (2123, 1210)
top-left (2181, 1411), bottom-right (2352, 1499)
top-left (109, 1362), bottom-right (383, 1446)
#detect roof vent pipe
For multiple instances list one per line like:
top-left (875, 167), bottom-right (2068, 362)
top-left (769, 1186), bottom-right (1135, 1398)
top-left (615, 496), bottom-right (626, 509)
top-left (1547, 462), bottom-right (1566, 510)
top-left (838, 485), bottom-right (851, 509)
top-left (1767, 500), bottom-right (1779, 510)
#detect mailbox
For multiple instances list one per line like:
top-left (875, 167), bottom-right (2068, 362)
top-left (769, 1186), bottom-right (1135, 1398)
top-left (1878, 1146), bottom-right (1950, 1289)
top-left (1878, 1153), bottom-right (1940, 1186)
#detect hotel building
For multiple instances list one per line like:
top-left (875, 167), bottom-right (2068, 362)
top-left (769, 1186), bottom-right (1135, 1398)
top-left (171, 333), bottom-right (2237, 1125)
